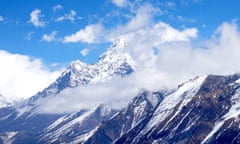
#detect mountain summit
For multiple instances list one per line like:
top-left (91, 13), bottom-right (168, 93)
top-left (28, 39), bottom-right (135, 104)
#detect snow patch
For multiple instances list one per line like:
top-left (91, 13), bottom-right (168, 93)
top-left (73, 125), bottom-right (99, 143)
top-left (201, 84), bottom-right (240, 143)
top-left (145, 76), bottom-right (206, 132)
top-left (0, 132), bottom-right (18, 144)
top-left (201, 121), bottom-right (225, 144)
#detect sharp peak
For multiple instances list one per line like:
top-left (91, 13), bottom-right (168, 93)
top-left (110, 38), bottom-right (127, 49)
top-left (70, 39), bottom-right (128, 65)
top-left (101, 39), bottom-right (127, 55)
top-left (70, 60), bottom-right (87, 66)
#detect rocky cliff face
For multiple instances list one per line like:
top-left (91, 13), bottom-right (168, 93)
top-left (114, 74), bottom-right (240, 144)
top-left (84, 91), bottom-right (164, 144)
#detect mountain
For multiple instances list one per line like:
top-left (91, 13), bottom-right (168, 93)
top-left (1, 71), bottom-right (240, 143)
top-left (0, 39), bottom-right (135, 144)
top-left (113, 74), bottom-right (240, 144)
top-left (28, 38), bottom-right (135, 105)
top-left (83, 90), bottom-right (165, 144)
top-left (37, 104), bottom-right (116, 144)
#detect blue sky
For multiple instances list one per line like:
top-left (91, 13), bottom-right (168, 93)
top-left (1, 0), bottom-right (240, 100)
top-left (0, 0), bottom-right (239, 65)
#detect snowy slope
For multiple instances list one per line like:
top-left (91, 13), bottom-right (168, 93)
top-left (27, 39), bottom-right (135, 106)
top-left (81, 90), bottom-right (164, 144)
top-left (0, 39), bottom-right (136, 144)
top-left (115, 74), bottom-right (240, 144)
top-left (38, 104), bottom-right (115, 144)
top-left (0, 94), bottom-right (11, 108)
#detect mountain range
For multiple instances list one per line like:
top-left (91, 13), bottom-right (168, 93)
top-left (0, 40), bottom-right (240, 144)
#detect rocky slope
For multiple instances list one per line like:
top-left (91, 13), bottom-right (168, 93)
top-left (1, 72), bottom-right (240, 144)
top-left (114, 74), bottom-right (240, 144)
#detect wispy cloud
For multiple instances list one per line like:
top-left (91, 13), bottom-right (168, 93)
top-left (80, 48), bottom-right (90, 56)
top-left (63, 24), bottom-right (103, 43)
top-left (181, 0), bottom-right (202, 5)
top-left (52, 4), bottom-right (63, 12)
top-left (42, 31), bottom-right (58, 42)
top-left (111, 0), bottom-right (128, 7)
top-left (163, 1), bottom-right (176, 9)
top-left (29, 9), bottom-right (46, 27)
top-left (0, 16), bottom-right (4, 22)
top-left (55, 10), bottom-right (80, 23)
top-left (25, 32), bottom-right (34, 41)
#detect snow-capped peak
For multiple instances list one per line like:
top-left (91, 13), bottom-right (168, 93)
top-left (100, 39), bottom-right (126, 59)
top-left (70, 60), bottom-right (87, 72)
top-left (26, 39), bottom-right (136, 106)
top-left (98, 39), bottom-right (130, 63)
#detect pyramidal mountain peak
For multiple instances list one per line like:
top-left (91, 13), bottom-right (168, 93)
top-left (62, 38), bottom-right (135, 86)
top-left (26, 39), bottom-right (135, 107)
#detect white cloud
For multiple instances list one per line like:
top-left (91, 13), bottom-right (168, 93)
top-left (181, 0), bottom-right (202, 5)
top-left (35, 20), bottom-right (240, 114)
top-left (25, 32), bottom-right (34, 41)
top-left (63, 24), bottom-right (103, 43)
top-left (42, 31), bottom-right (57, 42)
top-left (0, 16), bottom-right (4, 22)
top-left (163, 1), bottom-right (176, 9)
top-left (55, 10), bottom-right (80, 23)
top-left (29, 9), bottom-right (46, 27)
top-left (0, 50), bottom-right (61, 102)
top-left (111, 0), bottom-right (127, 7)
top-left (80, 48), bottom-right (89, 56)
top-left (125, 20), bottom-right (240, 89)
top-left (108, 4), bottom-right (162, 39)
top-left (35, 76), bottom-right (140, 113)
top-left (52, 4), bottom-right (63, 11)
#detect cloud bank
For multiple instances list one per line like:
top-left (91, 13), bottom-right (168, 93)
top-left (0, 51), bottom-right (60, 102)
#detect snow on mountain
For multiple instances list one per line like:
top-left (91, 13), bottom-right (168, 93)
top-left (38, 104), bottom-right (116, 144)
top-left (27, 39), bottom-right (135, 106)
top-left (0, 131), bottom-right (17, 144)
top-left (145, 76), bottom-right (206, 131)
top-left (0, 39), bottom-right (136, 143)
top-left (0, 94), bottom-right (11, 108)
top-left (115, 74), bottom-right (240, 144)
top-left (81, 90), bottom-right (165, 144)
top-left (2, 36), bottom-right (240, 144)
top-left (2, 72), bottom-right (240, 143)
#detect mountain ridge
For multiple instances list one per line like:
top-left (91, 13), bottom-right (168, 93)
top-left (27, 39), bottom-right (135, 107)
top-left (1, 39), bottom-right (240, 143)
